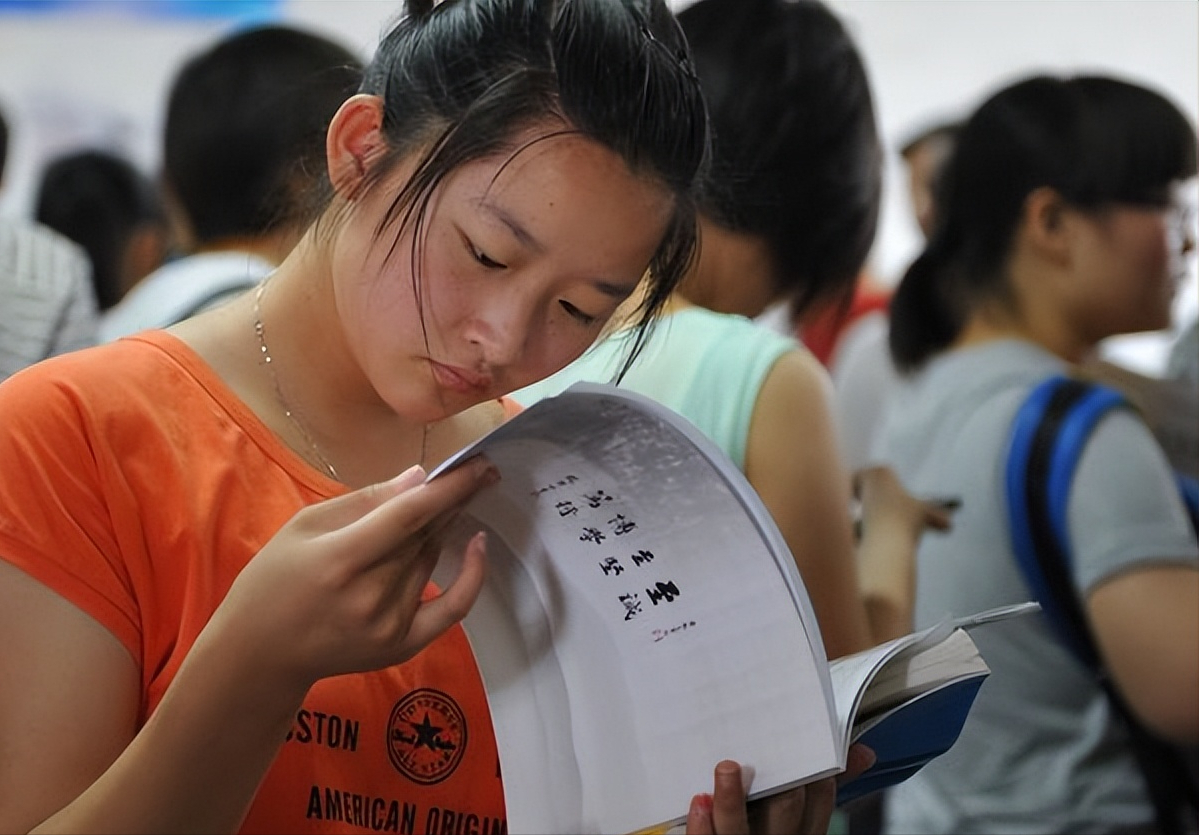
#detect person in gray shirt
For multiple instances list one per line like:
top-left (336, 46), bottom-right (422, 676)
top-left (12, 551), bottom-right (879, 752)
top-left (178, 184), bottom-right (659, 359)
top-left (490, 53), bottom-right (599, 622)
top-left (875, 74), bottom-right (1198, 834)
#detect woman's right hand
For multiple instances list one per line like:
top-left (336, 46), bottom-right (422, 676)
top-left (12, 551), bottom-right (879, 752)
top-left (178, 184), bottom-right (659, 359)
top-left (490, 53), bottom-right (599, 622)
top-left (212, 457), bottom-right (498, 688)
top-left (685, 745), bottom-right (877, 834)
top-left (853, 466), bottom-right (955, 643)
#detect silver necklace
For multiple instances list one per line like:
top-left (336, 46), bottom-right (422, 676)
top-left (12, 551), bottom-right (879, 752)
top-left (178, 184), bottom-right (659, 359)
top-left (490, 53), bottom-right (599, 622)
top-left (253, 280), bottom-right (430, 482)
top-left (253, 281), bottom-right (341, 481)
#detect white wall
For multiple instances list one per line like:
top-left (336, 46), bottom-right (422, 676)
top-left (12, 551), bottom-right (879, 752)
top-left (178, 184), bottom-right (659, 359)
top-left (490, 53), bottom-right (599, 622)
top-left (2, 0), bottom-right (1195, 367)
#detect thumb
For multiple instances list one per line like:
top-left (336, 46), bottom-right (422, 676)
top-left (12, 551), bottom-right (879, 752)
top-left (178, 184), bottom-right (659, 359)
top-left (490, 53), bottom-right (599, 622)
top-left (301, 465), bottom-right (428, 531)
top-left (388, 464), bottom-right (428, 492)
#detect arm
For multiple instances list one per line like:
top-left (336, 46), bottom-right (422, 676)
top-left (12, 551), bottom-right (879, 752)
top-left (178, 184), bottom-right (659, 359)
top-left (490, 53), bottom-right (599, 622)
top-left (1087, 565), bottom-right (1199, 743)
top-left (744, 349), bottom-right (873, 659)
top-left (1, 462), bottom-right (494, 834)
top-left (854, 466), bottom-right (953, 642)
top-left (1068, 411), bottom-right (1199, 743)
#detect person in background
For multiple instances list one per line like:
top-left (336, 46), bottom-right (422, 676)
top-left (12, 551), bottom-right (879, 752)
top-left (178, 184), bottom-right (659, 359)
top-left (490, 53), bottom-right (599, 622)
top-left (35, 149), bottom-right (171, 312)
top-left (0, 2), bottom-right (862, 832)
top-left (825, 119), bottom-right (963, 472)
top-left (100, 24), bottom-right (363, 341)
top-left (515, 0), bottom-right (949, 658)
top-left (0, 105), bottom-right (99, 381)
top-left (876, 74), bottom-right (1198, 834)
top-left (899, 120), bottom-right (961, 241)
top-left (1166, 317), bottom-right (1198, 385)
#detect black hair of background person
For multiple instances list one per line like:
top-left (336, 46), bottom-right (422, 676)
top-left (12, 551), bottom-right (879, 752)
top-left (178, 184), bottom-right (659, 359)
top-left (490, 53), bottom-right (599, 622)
top-left (889, 75), bottom-right (1198, 374)
top-left (164, 25), bottom-right (363, 247)
top-left (0, 106), bottom-right (8, 182)
top-left (676, 0), bottom-right (882, 319)
top-left (35, 150), bottom-right (166, 311)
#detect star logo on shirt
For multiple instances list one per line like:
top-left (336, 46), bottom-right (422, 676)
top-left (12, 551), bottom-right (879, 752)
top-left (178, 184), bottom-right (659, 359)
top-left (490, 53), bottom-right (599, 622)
top-left (387, 689), bottom-right (467, 784)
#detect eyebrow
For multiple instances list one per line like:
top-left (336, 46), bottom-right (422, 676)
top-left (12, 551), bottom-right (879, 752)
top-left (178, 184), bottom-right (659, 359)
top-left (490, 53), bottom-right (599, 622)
top-left (482, 201), bottom-right (544, 254)
top-left (480, 200), bottom-right (641, 300)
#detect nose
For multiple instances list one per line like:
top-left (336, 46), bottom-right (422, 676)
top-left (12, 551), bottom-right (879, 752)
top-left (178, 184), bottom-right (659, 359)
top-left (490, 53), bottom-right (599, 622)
top-left (463, 288), bottom-right (536, 369)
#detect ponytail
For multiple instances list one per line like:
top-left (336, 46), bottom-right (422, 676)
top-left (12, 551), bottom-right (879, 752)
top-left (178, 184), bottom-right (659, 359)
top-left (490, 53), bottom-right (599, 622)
top-left (888, 237), bottom-right (961, 374)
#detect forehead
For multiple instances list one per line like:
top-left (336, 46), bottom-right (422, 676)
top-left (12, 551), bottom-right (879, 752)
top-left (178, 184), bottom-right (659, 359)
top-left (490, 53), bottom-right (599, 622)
top-left (444, 129), bottom-right (676, 263)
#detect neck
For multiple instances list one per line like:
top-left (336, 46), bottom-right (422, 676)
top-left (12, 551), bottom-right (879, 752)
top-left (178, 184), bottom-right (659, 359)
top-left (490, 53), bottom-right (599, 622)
top-left (250, 238), bottom-right (434, 487)
top-left (954, 298), bottom-right (1096, 366)
top-left (677, 217), bottom-right (779, 318)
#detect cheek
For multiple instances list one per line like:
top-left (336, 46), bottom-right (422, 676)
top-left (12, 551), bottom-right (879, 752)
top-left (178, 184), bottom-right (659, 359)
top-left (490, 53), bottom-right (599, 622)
top-left (513, 322), bottom-right (601, 387)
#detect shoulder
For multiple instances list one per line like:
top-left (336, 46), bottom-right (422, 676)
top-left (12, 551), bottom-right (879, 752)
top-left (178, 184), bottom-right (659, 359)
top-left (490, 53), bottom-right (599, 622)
top-left (748, 347), bottom-right (839, 461)
top-left (667, 308), bottom-right (798, 381)
top-left (757, 346), bottom-right (834, 410)
top-left (0, 335), bottom-right (187, 426)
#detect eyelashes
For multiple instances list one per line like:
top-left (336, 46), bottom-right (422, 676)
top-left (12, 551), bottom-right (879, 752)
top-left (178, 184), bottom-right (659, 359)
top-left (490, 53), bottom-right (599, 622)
top-left (462, 231), bottom-right (599, 327)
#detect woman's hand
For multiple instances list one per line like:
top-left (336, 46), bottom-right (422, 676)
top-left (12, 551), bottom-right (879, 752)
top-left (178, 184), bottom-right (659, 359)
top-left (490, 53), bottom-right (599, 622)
top-left (685, 745), bottom-right (877, 834)
top-left (854, 466), bottom-right (955, 643)
top-left (211, 457), bottom-right (499, 689)
top-left (854, 465), bottom-right (954, 546)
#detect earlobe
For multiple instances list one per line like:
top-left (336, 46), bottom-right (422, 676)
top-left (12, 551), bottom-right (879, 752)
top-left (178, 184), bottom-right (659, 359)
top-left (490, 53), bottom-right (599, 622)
top-left (327, 94), bottom-right (387, 199)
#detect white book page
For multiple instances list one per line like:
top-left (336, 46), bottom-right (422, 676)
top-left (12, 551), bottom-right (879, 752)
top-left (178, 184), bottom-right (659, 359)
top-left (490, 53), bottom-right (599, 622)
top-left (853, 628), bottom-right (987, 720)
top-left (826, 603), bottom-right (1040, 751)
top-left (430, 384), bottom-right (840, 835)
top-left (827, 631), bottom-right (934, 753)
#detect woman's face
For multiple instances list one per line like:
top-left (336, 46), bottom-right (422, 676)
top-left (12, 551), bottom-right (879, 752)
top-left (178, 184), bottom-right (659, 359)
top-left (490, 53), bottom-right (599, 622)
top-left (1070, 180), bottom-right (1197, 340)
top-left (331, 128), bottom-right (676, 421)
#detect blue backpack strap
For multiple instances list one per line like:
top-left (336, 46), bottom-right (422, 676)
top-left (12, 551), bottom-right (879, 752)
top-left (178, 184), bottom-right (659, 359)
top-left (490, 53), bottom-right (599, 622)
top-left (1178, 473), bottom-right (1199, 528)
top-left (1004, 375), bottom-right (1127, 669)
top-left (1005, 375), bottom-right (1199, 834)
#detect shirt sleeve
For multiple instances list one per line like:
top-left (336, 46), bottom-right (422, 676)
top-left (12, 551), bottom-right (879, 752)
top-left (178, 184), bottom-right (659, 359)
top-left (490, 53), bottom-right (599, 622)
top-left (1068, 408), bottom-right (1199, 593)
top-left (0, 362), bottom-right (141, 657)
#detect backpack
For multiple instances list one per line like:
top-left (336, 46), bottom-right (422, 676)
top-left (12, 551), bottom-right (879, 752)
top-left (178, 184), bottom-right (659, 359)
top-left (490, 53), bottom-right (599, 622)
top-left (1005, 374), bottom-right (1199, 835)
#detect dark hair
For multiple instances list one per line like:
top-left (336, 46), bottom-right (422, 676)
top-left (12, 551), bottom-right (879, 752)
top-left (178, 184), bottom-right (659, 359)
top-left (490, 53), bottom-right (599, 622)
top-left (890, 74), bottom-right (1198, 373)
top-left (35, 150), bottom-right (167, 310)
top-left (677, 0), bottom-right (881, 319)
top-left (0, 105), bottom-right (8, 181)
top-left (337, 0), bottom-right (709, 376)
top-left (165, 24), bottom-right (363, 245)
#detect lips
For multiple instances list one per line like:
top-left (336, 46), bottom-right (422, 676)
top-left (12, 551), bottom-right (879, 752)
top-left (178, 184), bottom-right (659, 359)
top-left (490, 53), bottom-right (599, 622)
top-left (429, 359), bottom-right (493, 395)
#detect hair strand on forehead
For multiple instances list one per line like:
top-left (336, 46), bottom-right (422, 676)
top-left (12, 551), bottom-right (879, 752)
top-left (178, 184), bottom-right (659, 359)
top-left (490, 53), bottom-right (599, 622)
top-left (324, 0), bottom-right (709, 377)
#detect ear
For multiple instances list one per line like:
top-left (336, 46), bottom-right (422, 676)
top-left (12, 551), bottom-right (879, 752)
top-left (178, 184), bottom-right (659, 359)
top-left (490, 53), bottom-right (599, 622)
top-left (326, 94), bottom-right (388, 199)
top-left (1020, 186), bottom-right (1074, 266)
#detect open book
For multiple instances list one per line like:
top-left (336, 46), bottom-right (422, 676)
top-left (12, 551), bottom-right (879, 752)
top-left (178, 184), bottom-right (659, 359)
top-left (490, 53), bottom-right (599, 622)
top-left (428, 383), bottom-right (1034, 834)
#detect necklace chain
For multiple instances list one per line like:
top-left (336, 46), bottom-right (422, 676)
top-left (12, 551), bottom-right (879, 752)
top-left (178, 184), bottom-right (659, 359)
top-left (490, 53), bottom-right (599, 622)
top-left (254, 281), bottom-right (341, 481)
top-left (253, 280), bottom-right (430, 483)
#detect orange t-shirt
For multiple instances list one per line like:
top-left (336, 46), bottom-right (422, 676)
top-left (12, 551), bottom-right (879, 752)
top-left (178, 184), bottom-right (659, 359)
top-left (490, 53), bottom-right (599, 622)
top-left (0, 331), bottom-right (507, 834)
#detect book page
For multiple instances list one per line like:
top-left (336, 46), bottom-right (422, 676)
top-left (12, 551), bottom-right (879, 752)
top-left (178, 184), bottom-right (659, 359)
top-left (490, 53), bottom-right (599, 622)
top-left (826, 629), bottom-right (943, 753)
top-left (826, 602), bottom-right (1038, 751)
top-left (852, 628), bottom-right (987, 722)
top-left (430, 384), bottom-right (840, 835)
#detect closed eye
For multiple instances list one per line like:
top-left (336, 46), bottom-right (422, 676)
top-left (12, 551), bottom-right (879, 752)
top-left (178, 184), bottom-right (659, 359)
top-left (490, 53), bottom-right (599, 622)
top-left (474, 248), bottom-right (506, 269)
top-left (462, 233), bottom-right (507, 270)
top-left (560, 300), bottom-right (598, 326)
